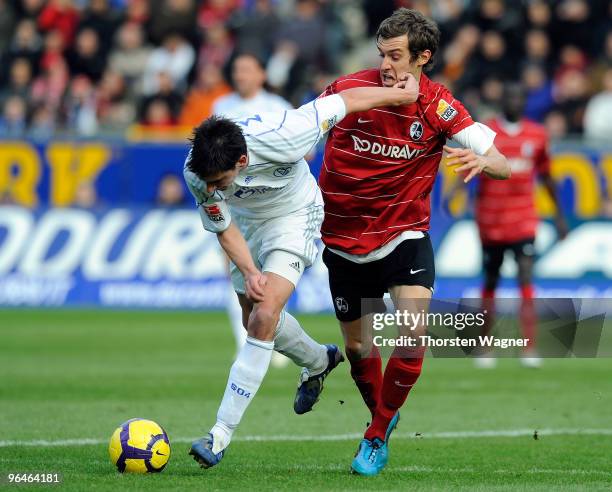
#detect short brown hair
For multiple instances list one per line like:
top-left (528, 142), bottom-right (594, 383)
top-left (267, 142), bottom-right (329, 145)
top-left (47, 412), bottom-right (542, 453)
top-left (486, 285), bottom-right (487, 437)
top-left (376, 8), bottom-right (440, 72)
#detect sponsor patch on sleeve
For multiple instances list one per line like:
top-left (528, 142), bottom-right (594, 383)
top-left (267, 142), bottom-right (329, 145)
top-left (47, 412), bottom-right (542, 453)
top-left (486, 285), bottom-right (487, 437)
top-left (321, 115), bottom-right (338, 132)
top-left (204, 204), bottom-right (225, 222)
top-left (436, 99), bottom-right (458, 122)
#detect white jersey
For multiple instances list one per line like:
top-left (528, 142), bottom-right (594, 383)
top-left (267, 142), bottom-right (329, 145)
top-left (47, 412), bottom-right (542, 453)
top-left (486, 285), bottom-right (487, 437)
top-left (212, 90), bottom-right (292, 120)
top-left (184, 94), bottom-right (347, 233)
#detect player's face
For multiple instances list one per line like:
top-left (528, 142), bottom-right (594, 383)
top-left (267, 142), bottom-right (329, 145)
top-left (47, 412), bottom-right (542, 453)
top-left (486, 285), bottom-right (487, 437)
top-left (502, 86), bottom-right (526, 122)
top-left (205, 168), bottom-right (238, 193)
top-left (377, 35), bottom-right (417, 87)
top-left (205, 156), bottom-right (248, 193)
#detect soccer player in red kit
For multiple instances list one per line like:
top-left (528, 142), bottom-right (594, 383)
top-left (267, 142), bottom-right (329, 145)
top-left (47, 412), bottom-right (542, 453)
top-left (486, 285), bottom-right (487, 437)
top-left (317, 9), bottom-right (510, 475)
top-left (473, 83), bottom-right (568, 369)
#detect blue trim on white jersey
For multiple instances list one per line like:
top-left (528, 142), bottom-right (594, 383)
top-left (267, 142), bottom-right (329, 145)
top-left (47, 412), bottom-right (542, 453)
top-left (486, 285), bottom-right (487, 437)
top-left (243, 110), bottom-right (289, 138)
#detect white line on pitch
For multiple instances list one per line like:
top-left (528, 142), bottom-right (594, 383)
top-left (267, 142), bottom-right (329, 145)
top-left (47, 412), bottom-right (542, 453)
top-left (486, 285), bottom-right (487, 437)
top-left (1, 428), bottom-right (612, 448)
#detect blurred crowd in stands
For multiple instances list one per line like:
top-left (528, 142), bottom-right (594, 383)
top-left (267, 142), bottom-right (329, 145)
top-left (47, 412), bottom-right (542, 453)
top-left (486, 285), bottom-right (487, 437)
top-left (0, 0), bottom-right (610, 140)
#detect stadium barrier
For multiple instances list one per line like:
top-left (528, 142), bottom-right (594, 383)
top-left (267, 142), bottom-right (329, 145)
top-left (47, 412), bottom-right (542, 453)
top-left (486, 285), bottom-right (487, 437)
top-left (0, 140), bottom-right (610, 309)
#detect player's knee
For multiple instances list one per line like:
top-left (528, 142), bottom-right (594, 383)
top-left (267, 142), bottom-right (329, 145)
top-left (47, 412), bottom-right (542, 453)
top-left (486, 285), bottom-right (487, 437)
top-left (344, 339), bottom-right (372, 362)
top-left (247, 305), bottom-right (280, 340)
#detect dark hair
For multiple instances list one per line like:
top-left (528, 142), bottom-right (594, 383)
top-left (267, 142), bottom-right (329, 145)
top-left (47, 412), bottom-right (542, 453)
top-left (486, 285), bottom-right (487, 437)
top-left (187, 116), bottom-right (247, 178)
top-left (376, 8), bottom-right (441, 72)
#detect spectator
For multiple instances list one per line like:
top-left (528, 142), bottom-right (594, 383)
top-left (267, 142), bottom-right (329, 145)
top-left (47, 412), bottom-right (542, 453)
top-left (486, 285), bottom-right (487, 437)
top-left (272, 0), bottom-right (328, 100)
top-left (525, 0), bottom-right (552, 30)
top-left (3, 20), bottom-right (42, 79)
top-left (522, 63), bottom-right (554, 122)
top-left (198, 0), bottom-right (240, 30)
top-left (0, 0), bottom-right (17, 55)
top-left (474, 0), bottom-right (522, 54)
top-left (460, 30), bottom-right (514, 91)
top-left (64, 75), bottom-right (99, 136)
top-left (524, 29), bottom-right (553, 75)
top-left (108, 23), bottom-right (152, 93)
top-left (0, 0), bottom-right (609, 140)
top-left (141, 98), bottom-right (174, 128)
top-left (551, 0), bottom-right (594, 54)
top-left (0, 58), bottom-right (33, 107)
top-left (156, 174), bottom-right (186, 206)
top-left (0, 96), bottom-right (28, 137)
top-left (28, 103), bottom-right (56, 140)
top-left (198, 21), bottom-right (234, 69)
top-left (544, 110), bottom-right (569, 140)
top-left (17, 0), bottom-right (46, 20)
top-left (553, 68), bottom-right (591, 134)
top-left (78, 0), bottom-right (122, 54)
top-left (39, 29), bottom-right (66, 72)
top-left (227, 0), bottom-right (280, 59)
top-left (584, 67), bottom-right (612, 141)
top-left (38, 0), bottom-right (80, 46)
top-left (124, 0), bottom-right (150, 26)
top-left (213, 52), bottom-right (291, 118)
top-left (139, 71), bottom-right (183, 123)
top-left (96, 70), bottom-right (136, 130)
top-left (142, 32), bottom-right (195, 95)
top-left (179, 63), bottom-right (231, 126)
top-left (148, 0), bottom-right (198, 45)
top-left (441, 24), bottom-right (480, 88)
top-left (66, 28), bottom-right (108, 83)
top-left (31, 58), bottom-right (69, 113)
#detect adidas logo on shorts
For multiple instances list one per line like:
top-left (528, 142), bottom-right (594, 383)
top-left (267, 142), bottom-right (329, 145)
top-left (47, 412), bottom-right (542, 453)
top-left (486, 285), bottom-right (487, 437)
top-left (289, 261), bottom-right (301, 273)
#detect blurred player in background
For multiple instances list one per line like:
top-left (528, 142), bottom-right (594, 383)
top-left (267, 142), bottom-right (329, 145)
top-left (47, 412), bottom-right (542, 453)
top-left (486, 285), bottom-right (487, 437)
top-left (449, 83), bottom-right (568, 369)
top-left (184, 81), bottom-right (421, 469)
top-left (318, 8), bottom-right (510, 475)
top-left (213, 52), bottom-right (292, 367)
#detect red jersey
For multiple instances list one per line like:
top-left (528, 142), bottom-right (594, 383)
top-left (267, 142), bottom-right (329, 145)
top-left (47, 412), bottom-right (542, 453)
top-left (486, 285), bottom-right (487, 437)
top-left (319, 69), bottom-right (474, 255)
top-left (475, 119), bottom-right (550, 245)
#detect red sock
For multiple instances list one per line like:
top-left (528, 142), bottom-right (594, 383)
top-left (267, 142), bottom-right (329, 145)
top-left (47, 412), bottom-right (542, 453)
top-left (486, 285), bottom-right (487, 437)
top-left (520, 284), bottom-right (536, 349)
top-left (349, 345), bottom-right (382, 418)
top-left (364, 348), bottom-right (424, 441)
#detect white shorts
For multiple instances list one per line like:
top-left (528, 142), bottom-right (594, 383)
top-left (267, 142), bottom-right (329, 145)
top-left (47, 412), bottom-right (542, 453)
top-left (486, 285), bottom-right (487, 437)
top-left (230, 201), bottom-right (324, 294)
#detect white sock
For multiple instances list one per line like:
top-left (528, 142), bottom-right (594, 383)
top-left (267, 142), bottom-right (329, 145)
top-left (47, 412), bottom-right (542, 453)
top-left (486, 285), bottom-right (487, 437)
top-left (273, 311), bottom-right (328, 375)
top-left (210, 336), bottom-right (273, 453)
top-left (227, 287), bottom-right (246, 351)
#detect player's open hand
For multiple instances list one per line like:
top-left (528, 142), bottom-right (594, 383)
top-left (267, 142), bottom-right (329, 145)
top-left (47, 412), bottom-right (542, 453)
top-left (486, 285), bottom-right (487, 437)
top-left (444, 145), bottom-right (486, 183)
top-left (245, 271), bottom-right (267, 303)
top-left (393, 72), bottom-right (419, 104)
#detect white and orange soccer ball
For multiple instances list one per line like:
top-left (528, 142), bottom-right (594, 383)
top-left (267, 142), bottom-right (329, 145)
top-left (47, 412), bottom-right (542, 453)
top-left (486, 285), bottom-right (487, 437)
top-left (109, 418), bottom-right (171, 473)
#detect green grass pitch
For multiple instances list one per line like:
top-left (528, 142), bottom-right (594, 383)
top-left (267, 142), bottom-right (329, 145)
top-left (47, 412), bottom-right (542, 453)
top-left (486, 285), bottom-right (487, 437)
top-left (1, 310), bottom-right (611, 491)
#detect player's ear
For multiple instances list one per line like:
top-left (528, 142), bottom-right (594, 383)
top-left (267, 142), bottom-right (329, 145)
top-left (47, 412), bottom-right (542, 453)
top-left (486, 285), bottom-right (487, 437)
top-left (416, 50), bottom-right (432, 68)
top-left (237, 154), bottom-right (248, 170)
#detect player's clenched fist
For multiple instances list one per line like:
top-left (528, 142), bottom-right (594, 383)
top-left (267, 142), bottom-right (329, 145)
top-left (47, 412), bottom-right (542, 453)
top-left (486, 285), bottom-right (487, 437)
top-left (244, 271), bottom-right (267, 302)
top-left (393, 72), bottom-right (419, 103)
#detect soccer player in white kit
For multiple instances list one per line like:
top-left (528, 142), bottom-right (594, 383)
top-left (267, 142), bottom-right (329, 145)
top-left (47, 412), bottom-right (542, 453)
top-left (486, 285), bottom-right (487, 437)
top-left (184, 77), bottom-right (421, 469)
top-left (213, 53), bottom-right (293, 366)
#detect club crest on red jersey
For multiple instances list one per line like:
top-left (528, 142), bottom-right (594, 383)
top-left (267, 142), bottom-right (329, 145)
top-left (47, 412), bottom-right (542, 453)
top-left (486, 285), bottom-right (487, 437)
top-left (410, 121), bottom-right (424, 140)
top-left (436, 99), bottom-right (458, 122)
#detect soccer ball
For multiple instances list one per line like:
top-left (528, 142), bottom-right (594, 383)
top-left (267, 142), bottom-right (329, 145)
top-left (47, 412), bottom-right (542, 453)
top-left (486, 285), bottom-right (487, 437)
top-left (108, 418), bottom-right (171, 473)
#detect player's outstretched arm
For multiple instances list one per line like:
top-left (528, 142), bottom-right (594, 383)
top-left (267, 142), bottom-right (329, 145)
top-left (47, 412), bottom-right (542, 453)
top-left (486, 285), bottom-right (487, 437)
top-left (338, 73), bottom-right (419, 114)
top-left (445, 144), bottom-right (510, 183)
top-left (216, 222), bottom-right (266, 302)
